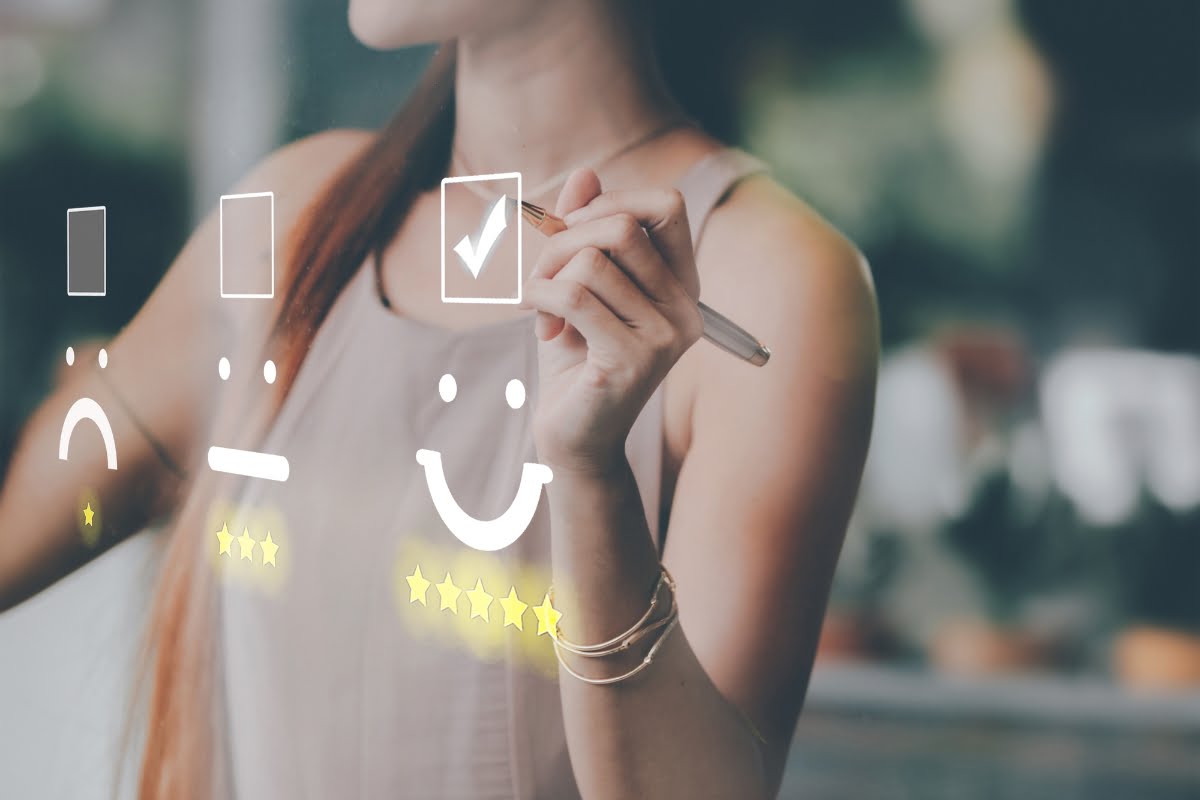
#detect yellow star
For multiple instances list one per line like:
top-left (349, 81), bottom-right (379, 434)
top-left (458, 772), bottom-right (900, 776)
top-left (532, 593), bottom-right (562, 639)
top-left (260, 531), bottom-right (279, 567)
top-left (466, 579), bottom-right (494, 622)
top-left (435, 572), bottom-right (462, 614)
top-left (405, 565), bottom-right (431, 606)
top-left (215, 523), bottom-right (233, 556)
top-left (82, 503), bottom-right (95, 527)
top-left (499, 587), bottom-right (528, 630)
top-left (237, 527), bottom-right (256, 561)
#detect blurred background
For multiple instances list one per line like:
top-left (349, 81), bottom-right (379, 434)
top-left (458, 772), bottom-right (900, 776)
top-left (1, 0), bottom-right (1198, 797)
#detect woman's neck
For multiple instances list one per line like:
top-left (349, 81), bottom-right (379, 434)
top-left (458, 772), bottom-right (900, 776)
top-left (453, 4), bottom-right (677, 190)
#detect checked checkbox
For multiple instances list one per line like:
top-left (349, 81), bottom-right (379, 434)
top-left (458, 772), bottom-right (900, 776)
top-left (441, 172), bottom-right (522, 305)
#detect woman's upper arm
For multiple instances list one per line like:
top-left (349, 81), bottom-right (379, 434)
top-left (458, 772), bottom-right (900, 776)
top-left (662, 184), bottom-right (879, 772)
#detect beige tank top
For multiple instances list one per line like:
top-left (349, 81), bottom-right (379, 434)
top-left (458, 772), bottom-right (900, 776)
top-left (217, 148), bottom-right (766, 799)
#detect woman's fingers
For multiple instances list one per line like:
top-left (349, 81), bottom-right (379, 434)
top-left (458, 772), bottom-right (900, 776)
top-left (561, 188), bottom-right (698, 298)
top-left (555, 168), bottom-right (603, 218)
top-left (532, 214), bottom-right (688, 308)
top-left (556, 247), bottom-right (670, 329)
top-left (528, 179), bottom-right (704, 359)
top-left (523, 248), bottom-right (702, 360)
top-left (522, 276), bottom-right (636, 349)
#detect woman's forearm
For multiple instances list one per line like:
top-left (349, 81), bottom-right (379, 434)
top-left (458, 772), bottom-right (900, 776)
top-left (548, 458), bottom-right (769, 799)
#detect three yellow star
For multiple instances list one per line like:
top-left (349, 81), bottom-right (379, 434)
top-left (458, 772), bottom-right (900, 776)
top-left (499, 587), bottom-right (528, 630)
top-left (237, 527), bottom-right (256, 561)
top-left (82, 503), bottom-right (95, 527)
top-left (436, 572), bottom-right (462, 614)
top-left (260, 531), bottom-right (279, 567)
top-left (532, 593), bottom-right (562, 639)
top-left (215, 523), bottom-right (233, 556)
top-left (466, 579), bottom-right (494, 622)
top-left (406, 565), bottom-right (431, 606)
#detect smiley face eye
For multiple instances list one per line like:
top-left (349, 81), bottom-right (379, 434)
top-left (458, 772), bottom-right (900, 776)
top-left (66, 347), bottom-right (108, 368)
top-left (264, 360), bottom-right (277, 385)
top-left (505, 379), bottom-right (526, 410)
top-left (218, 357), bottom-right (231, 381)
top-left (439, 373), bottom-right (457, 403)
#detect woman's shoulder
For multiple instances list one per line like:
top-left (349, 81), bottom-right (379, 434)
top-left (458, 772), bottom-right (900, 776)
top-left (233, 128), bottom-right (376, 226)
top-left (696, 170), bottom-right (880, 378)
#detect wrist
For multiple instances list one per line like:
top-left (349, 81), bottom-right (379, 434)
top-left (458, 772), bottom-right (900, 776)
top-left (539, 446), bottom-right (630, 487)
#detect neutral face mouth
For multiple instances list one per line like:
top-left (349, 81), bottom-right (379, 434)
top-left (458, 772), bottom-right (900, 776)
top-left (208, 445), bottom-right (291, 482)
top-left (415, 448), bottom-right (553, 552)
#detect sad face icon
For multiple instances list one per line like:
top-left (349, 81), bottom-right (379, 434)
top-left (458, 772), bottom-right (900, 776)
top-left (58, 346), bottom-right (118, 471)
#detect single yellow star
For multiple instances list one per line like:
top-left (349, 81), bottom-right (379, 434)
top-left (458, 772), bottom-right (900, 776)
top-left (82, 503), bottom-right (95, 527)
top-left (435, 572), bottom-right (462, 614)
top-left (405, 565), bottom-right (431, 606)
top-left (215, 523), bottom-right (233, 556)
top-left (237, 527), bottom-right (256, 561)
top-left (499, 587), bottom-right (528, 630)
top-left (260, 531), bottom-right (279, 567)
top-left (466, 579), bottom-right (494, 622)
top-left (532, 593), bottom-right (562, 639)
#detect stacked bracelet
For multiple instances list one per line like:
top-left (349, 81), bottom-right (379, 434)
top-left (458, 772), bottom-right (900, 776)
top-left (552, 566), bottom-right (680, 686)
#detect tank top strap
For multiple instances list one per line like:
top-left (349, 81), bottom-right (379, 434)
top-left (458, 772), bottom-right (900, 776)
top-left (673, 148), bottom-right (769, 247)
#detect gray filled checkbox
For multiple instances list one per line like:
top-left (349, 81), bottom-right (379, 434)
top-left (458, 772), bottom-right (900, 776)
top-left (67, 207), bottom-right (106, 296)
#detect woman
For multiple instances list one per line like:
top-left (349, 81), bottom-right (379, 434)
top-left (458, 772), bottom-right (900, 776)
top-left (0, 0), bottom-right (878, 797)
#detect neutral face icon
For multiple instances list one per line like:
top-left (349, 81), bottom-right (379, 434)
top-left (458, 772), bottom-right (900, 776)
top-left (59, 346), bottom-right (118, 470)
top-left (415, 374), bottom-right (553, 552)
top-left (206, 356), bottom-right (291, 482)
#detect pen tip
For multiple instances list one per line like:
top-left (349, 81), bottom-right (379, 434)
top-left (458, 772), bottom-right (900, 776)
top-left (514, 198), bottom-right (546, 228)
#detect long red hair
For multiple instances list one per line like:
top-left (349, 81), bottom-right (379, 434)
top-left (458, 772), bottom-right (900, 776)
top-left (136, 43), bottom-right (457, 798)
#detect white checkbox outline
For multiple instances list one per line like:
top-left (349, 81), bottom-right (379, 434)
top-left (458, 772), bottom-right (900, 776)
top-left (66, 206), bottom-right (106, 297)
top-left (219, 191), bottom-right (275, 299)
top-left (440, 172), bottom-right (522, 305)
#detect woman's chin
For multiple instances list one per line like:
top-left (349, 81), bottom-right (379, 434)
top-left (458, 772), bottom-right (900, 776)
top-left (347, 4), bottom-right (444, 50)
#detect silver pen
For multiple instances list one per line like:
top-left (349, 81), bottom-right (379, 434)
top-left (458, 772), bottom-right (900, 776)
top-left (516, 199), bottom-right (771, 367)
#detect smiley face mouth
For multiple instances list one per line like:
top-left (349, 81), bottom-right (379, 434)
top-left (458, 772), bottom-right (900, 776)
top-left (415, 448), bottom-right (553, 552)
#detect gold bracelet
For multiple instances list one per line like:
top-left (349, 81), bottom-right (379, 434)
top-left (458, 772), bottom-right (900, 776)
top-left (553, 567), bottom-right (677, 658)
top-left (554, 613), bottom-right (680, 686)
top-left (559, 590), bottom-right (678, 659)
top-left (552, 563), bottom-right (676, 657)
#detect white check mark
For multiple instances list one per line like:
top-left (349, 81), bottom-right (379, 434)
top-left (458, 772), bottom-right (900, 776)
top-left (453, 194), bottom-right (509, 279)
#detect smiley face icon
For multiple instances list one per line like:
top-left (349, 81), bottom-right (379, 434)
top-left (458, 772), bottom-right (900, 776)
top-left (415, 374), bottom-right (553, 552)
top-left (59, 346), bottom-right (118, 471)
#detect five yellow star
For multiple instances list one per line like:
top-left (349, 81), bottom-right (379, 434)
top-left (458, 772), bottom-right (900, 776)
top-left (436, 572), bottom-right (462, 614)
top-left (499, 587), bottom-right (528, 630)
top-left (237, 527), bottom-right (256, 561)
top-left (215, 523), bottom-right (233, 556)
top-left (466, 579), bottom-right (494, 622)
top-left (82, 503), bottom-right (95, 527)
top-left (532, 593), bottom-right (562, 639)
top-left (260, 531), bottom-right (279, 567)
top-left (406, 565), bottom-right (431, 605)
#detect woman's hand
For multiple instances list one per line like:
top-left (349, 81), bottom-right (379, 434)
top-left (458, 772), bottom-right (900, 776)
top-left (520, 168), bottom-right (703, 477)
